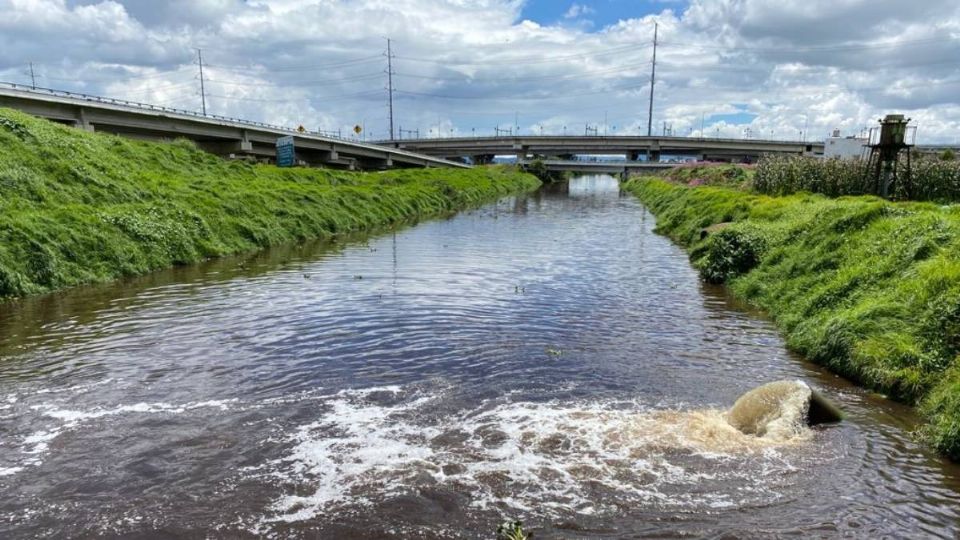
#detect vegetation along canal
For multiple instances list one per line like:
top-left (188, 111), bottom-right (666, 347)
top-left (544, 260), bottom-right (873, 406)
top-left (2, 175), bottom-right (960, 538)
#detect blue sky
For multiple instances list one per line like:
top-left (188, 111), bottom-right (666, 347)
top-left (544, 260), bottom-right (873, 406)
top-left (520, 0), bottom-right (681, 29)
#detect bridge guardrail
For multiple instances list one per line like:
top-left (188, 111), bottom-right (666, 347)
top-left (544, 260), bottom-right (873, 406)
top-left (0, 81), bottom-right (352, 141)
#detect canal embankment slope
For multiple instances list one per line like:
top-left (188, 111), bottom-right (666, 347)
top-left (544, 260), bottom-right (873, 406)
top-left (624, 176), bottom-right (960, 459)
top-left (0, 109), bottom-right (540, 299)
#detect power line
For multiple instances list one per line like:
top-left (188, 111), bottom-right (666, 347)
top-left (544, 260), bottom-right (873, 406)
top-left (203, 72), bottom-right (383, 89)
top-left (40, 66), bottom-right (196, 83)
top-left (205, 55), bottom-right (383, 74)
top-left (659, 36), bottom-right (954, 54)
top-left (395, 41), bottom-right (654, 66)
top-left (393, 60), bottom-right (653, 85)
top-left (205, 89), bottom-right (383, 104)
top-left (395, 81), bottom-right (648, 101)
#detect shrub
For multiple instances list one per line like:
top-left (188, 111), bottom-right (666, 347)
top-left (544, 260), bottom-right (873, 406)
top-left (696, 225), bottom-right (769, 284)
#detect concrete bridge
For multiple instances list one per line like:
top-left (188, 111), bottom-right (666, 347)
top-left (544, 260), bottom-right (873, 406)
top-left (383, 134), bottom-right (825, 164)
top-left (519, 159), bottom-right (676, 176)
top-left (0, 83), bottom-right (467, 170)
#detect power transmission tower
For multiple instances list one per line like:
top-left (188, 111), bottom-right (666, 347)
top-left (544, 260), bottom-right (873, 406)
top-left (647, 22), bottom-right (658, 137)
top-left (28, 62), bottom-right (36, 89)
top-left (386, 38), bottom-right (396, 141)
top-left (196, 48), bottom-right (207, 116)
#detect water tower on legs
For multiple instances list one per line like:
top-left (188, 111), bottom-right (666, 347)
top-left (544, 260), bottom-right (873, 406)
top-left (863, 114), bottom-right (916, 199)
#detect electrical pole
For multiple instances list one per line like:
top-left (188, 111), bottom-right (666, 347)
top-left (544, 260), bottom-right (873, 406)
top-left (386, 38), bottom-right (396, 141)
top-left (28, 62), bottom-right (36, 89)
top-left (196, 48), bottom-right (207, 116)
top-left (647, 22), bottom-right (658, 137)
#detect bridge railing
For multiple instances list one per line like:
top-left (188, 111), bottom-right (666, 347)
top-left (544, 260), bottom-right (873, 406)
top-left (0, 81), bottom-right (352, 141)
top-left (376, 134), bottom-right (818, 146)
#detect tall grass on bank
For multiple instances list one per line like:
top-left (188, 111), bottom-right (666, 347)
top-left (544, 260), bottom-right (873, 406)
top-left (625, 177), bottom-right (960, 459)
top-left (755, 154), bottom-right (960, 201)
top-left (659, 162), bottom-right (755, 188)
top-left (0, 109), bottom-right (540, 298)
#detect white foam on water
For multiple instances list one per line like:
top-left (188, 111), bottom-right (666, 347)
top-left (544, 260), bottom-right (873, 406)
top-left (252, 386), bottom-right (814, 528)
top-left (5, 399), bottom-right (238, 473)
top-left (257, 387), bottom-right (440, 525)
top-left (29, 378), bottom-right (116, 397)
top-left (0, 466), bottom-right (24, 476)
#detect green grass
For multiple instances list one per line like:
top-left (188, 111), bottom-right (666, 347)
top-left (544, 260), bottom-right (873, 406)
top-left (0, 108), bottom-right (540, 298)
top-left (624, 177), bottom-right (960, 459)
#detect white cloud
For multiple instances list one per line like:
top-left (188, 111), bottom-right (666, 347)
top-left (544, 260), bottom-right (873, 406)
top-left (564, 3), bottom-right (595, 19)
top-left (0, 0), bottom-right (957, 142)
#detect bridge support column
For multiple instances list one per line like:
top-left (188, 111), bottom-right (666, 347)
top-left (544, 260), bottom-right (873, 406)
top-left (647, 141), bottom-right (661, 163)
top-left (75, 107), bottom-right (94, 132)
top-left (472, 154), bottom-right (494, 165)
top-left (239, 129), bottom-right (253, 153)
top-left (626, 150), bottom-right (642, 162)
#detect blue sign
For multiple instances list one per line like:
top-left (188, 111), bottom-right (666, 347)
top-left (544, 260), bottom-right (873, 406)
top-left (276, 135), bottom-right (295, 167)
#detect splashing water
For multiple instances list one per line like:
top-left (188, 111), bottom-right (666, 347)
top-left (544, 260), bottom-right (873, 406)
top-left (248, 385), bottom-right (814, 527)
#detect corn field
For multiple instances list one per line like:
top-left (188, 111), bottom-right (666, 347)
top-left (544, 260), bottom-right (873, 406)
top-left (754, 155), bottom-right (960, 201)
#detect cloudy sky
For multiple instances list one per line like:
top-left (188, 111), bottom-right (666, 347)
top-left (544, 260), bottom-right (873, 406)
top-left (1, 0), bottom-right (959, 142)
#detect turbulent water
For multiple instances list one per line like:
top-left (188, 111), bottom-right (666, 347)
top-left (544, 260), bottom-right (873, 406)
top-left (2, 176), bottom-right (960, 539)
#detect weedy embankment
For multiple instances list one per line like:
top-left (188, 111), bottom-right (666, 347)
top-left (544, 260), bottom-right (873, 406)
top-left (625, 176), bottom-right (960, 459)
top-left (0, 109), bottom-right (540, 298)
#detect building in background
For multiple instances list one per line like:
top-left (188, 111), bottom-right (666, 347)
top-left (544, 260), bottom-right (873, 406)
top-left (824, 129), bottom-right (868, 159)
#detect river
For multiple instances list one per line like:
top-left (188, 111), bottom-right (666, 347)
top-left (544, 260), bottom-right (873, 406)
top-left (1, 175), bottom-right (959, 538)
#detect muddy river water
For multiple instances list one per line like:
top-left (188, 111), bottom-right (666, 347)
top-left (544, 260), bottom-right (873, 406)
top-left (2, 175), bottom-right (959, 538)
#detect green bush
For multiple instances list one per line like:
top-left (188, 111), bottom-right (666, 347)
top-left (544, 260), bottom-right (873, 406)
top-left (697, 225), bottom-right (769, 284)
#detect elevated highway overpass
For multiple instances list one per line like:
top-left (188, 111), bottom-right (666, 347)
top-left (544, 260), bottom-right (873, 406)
top-left (0, 83), bottom-right (468, 170)
top-left (383, 134), bottom-right (825, 163)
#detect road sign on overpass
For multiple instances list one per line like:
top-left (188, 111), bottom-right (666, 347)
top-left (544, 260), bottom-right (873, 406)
top-left (276, 136), bottom-right (295, 167)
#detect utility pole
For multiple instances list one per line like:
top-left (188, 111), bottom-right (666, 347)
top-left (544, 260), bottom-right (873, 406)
top-left (647, 22), bottom-right (658, 137)
top-left (196, 48), bottom-right (207, 116)
top-left (28, 62), bottom-right (36, 89)
top-left (386, 38), bottom-right (396, 141)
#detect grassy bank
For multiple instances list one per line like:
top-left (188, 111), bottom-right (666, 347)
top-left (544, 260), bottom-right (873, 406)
top-left (624, 177), bottom-right (960, 459)
top-left (0, 109), bottom-right (540, 298)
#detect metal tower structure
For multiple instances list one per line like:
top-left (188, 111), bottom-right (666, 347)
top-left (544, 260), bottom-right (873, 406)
top-left (863, 114), bottom-right (916, 199)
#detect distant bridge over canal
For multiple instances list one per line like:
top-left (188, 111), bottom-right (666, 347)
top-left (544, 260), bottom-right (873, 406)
top-left (0, 83), bottom-right (467, 171)
top-left (383, 135), bottom-right (825, 164)
top-left (518, 159), bottom-right (676, 176)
